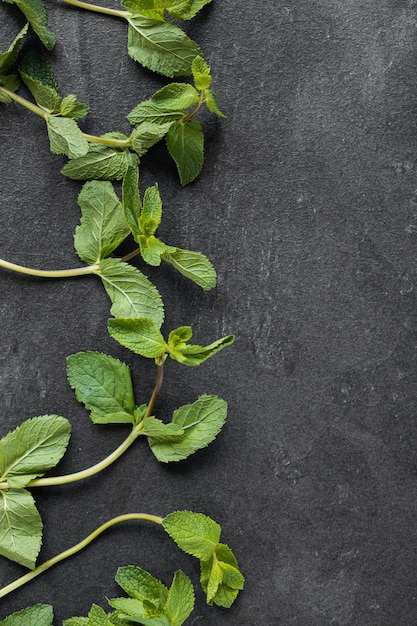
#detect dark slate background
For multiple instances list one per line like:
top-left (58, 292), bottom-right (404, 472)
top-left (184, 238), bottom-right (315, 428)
top-left (2, 1), bottom-right (417, 624)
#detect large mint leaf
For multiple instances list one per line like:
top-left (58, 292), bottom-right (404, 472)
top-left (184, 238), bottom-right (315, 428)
top-left (46, 116), bottom-right (89, 159)
top-left (98, 258), bottom-right (164, 327)
top-left (0, 415), bottom-right (71, 487)
top-left (75, 181), bottom-right (130, 264)
top-left (162, 248), bottom-right (216, 290)
top-left (66, 352), bottom-right (136, 425)
top-left (162, 511), bottom-right (220, 561)
top-left (0, 488), bottom-right (42, 568)
top-left (108, 318), bottom-right (167, 359)
top-left (61, 144), bottom-right (138, 181)
top-left (151, 83), bottom-right (199, 110)
top-left (0, 604), bottom-right (54, 626)
top-left (166, 119), bottom-right (203, 185)
top-left (6, 0), bottom-right (56, 49)
top-left (126, 15), bottom-right (201, 77)
top-left (0, 24), bottom-right (29, 76)
top-left (127, 100), bottom-right (183, 127)
top-left (147, 395), bottom-right (226, 462)
top-left (19, 51), bottom-right (61, 112)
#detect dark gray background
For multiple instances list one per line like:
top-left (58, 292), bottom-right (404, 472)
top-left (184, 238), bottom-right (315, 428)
top-left (1, 1), bottom-right (417, 624)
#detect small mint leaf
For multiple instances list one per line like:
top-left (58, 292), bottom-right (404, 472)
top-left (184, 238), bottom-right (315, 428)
top-left (168, 333), bottom-right (234, 367)
top-left (62, 144), bottom-right (138, 181)
top-left (167, 0), bottom-right (213, 21)
top-left (191, 55), bottom-right (211, 90)
top-left (46, 116), bottom-right (89, 159)
top-left (162, 511), bottom-right (221, 561)
top-left (164, 570), bottom-right (194, 626)
top-left (122, 164), bottom-right (142, 240)
top-left (205, 89), bottom-right (226, 118)
top-left (166, 119), bottom-right (204, 185)
top-left (59, 94), bottom-right (89, 120)
top-left (0, 24), bottom-right (29, 76)
top-left (115, 565), bottom-right (168, 609)
top-left (0, 488), bottom-right (43, 568)
top-left (0, 605), bottom-right (54, 626)
top-left (6, 0), bottom-right (56, 49)
top-left (162, 248), bottom-right (216, 290)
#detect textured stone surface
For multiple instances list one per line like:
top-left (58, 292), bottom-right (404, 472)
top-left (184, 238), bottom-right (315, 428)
top-left (1, 1), bottom-right (417, 624)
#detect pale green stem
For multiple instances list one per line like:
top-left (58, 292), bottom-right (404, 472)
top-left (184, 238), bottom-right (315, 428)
top-left (0, 258), bottom-right (99, 278)
top-left (0, 513), bottom-right (163, 599)
top-left (0, 363), bottom-right (163, 490)
top-left (61, 0), bottom-right (130, 19)
top-left (0, 86), bottom-right (49, 120)
top-left (183, 91), bottom-right (205, 123)
top-left (82, 132), bottom-right (132, 149)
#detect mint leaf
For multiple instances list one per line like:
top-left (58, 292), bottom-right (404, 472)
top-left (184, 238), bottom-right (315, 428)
top-left (191, 55), bottom-right (211, 90)
top-left (122, 164), bottom-right (142, 240)
top-left (167, 0), bottom-right (212, 21)
top-left (164, 570), bottom-right (194, 626)
top-left (61, 144), bottom-right (138, 181)
top-left (46, 116), bottom-right (89, 159)
top-left (63, 619), bottom-right (88, 626)
top-left (0, 488), bottom-right (42, 568)
top-left (166, 119), bottom-right (203, 185)
top-left (126, 16), bottom-right (201, 77)
top-left (200, 543), bottom-right (244, 608)
top-left (162, 248), bottom-right (216, 290)
top-left (142, 417), bottom-right (184, 440)
top-left (0, 24), bottom-right (29, 76)
top-left (0, 415), bottom-right (71, 487)
top-left (168, 331), bottom-right (234, 366)
top-left (19, 51), bottom-right (62, 113)
top-left (66, 351), bottom-right (136, 425)
top-left (147, 394), bottom-right (226, 462)
top-left (140, 184), bottom-right (162, 236)
top-left (151, 83), bottom-right (199, 111)
top-left (131, 121), bottom-right (173, 157)
top-left (115, 565), bottom-right (168, 609)
top-left (5, 0), bottom-right (56, 49)
top-left (0, 605), bottom-right (54, 626)
top-left (87, 605), bottom-right (112, 626)
top-left (59, 94), bottom-right (89, 120)
top-left (75, 181), bottom-right (130, 264)
top-left (99, 258), bottom-right (164, 327)
top-left (205, 89), bottom-right (226, 118)
top-left (163, 511), bottom-right (220, 561)
top-left (139, 235), bottom-right (167, 266)
top-left (0, 75), bottom-right (20, 102)
top-left (108, 318), bottom-right (167, 359)
top-left (127, 101), bottom-right (183, 127)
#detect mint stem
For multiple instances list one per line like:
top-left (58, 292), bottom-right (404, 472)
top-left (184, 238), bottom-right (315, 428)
top-left (61, 0), bottom-right (130, 19)
top-left (0, 86), bottom-right (49, 120)
top-left (0, 513), bottom-right (163, 599)
top-left (0, 258), bottom-right (99, 278)
top-left (0, 363), bottom-right (164, 490)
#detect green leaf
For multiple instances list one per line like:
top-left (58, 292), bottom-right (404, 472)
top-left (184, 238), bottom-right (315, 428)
top-left (108, 318), bottom-right (167, 359)
top-left (115, 566), bottom-right (168, 609)
top-left (147, 394), bottom-right (226, 462)
top-left (166, 119), bottom-right (203, 185)
top-left (0, 415), bottom-right (70, 487)
top-left (122, 164), bottom-right (142, 239)
top-left (139, 235), bottom-right (166, 267)
top-left (46, 116), bottom-right (89, 159)
top-left (0, 24), bottom-right (29, 76)
top-left (59, 94), bottom-right (89, 120)
top-left (5, 0), bottom-right (56, 49)
top-left (167, 0), bottom-right (212, 21)
top-left (140, 184), bottom-right (162, 236)
top-left (88, 605), bottom-right (113, 626)
top-left (162, 511), bottom-right (220, 561)
top-left (121, 0), bottom-right (163, 19)
top-left (19, 51), bottom-right (61, 112)
top-left (168, 332), bottom-right (234, 367)
top-left (107, 597), bottom-right (147, 619)
top-left (151, 83), bottom-right (199, 111)
top-left (0, 604), bottom-right (54, 626)
top-left (130, 122), bottom-right (173, 157)
top-left (126, 15), bottom-right (201, 77)
top-left (66, 351), bottom-right (136, 425)
top-left (200, 543), bottom-right (244, 607)
top-left (63, 619), bottom-right (89, 626)
top-left (191, 55), bottom-right (211, 90)
top-left (164, 570), bottom-right (194, 626)
top-left (127, 100), bottom-right (183, 127)
top-left (0, 75), bottom-right (20, 102)
top-left (205, 89), bottom-right (226, 118)
top-left (99, 258), bottom-right (164, 327)
top-left (0, 488), bottom-right (42, 568)
top-left (75, 181), bottom-right (130, 264)
top-left (142, 417), bottom-right (184, 441)
top-left (62, 144), bottom-right (138, 181)
top-left (162, 248), bottom-right (216, 290)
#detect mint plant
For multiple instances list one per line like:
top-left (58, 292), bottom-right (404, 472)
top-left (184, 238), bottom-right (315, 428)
top-left (0, 0), bottom-right (243, 622)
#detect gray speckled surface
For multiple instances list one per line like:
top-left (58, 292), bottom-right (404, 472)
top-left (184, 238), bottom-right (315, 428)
top-left (2, 1), bottom-right (417, 624)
